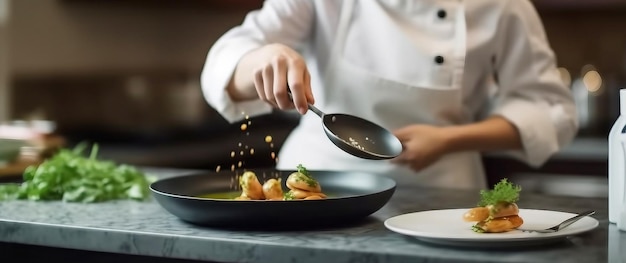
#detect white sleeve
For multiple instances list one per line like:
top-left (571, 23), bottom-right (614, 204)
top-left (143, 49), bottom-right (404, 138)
top-left (200, 0), bottom-right (315, 123)
top-left (488, 0), bottom-right (578, 167)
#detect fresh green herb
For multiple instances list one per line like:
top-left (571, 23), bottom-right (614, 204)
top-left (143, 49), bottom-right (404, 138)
top-left (471, 224), bottom-right (483, 233)
top-left (297, 164), bottom-right (310, 177)
top-left (303, 177), bottom-right (317, 187)
top-left (295, 164), bottom-right (318, 187)
top-left (0, 184), bottom-right (20, 201)
top-left (477, 178), bottom-right (521, 207)
top-left (0, 142), bottom-right (155, 203)
top-left (283, 190), bottom-right (296, 200)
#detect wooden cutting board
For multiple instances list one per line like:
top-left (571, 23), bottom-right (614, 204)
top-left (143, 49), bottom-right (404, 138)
top-left (0, 160), bottom-right (38, 178)
top-left (0, 134), bottom-right (65, 179)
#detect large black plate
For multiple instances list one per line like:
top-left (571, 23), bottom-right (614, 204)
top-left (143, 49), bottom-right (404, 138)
top-left (150, 169), bottom-right (396, 227)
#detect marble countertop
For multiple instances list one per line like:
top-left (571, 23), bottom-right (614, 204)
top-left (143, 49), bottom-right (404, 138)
top-left (0, 167), bottom-right (623, 263)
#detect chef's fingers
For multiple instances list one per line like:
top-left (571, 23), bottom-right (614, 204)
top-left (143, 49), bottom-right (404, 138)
top-left (303, 69), bottom-right (315, 105)
top-left (389, 140), bottom-right (409, 164)
top-left (392, 126), bottom-right (413, 140)
top-left (272, 56), bottom-right (292, 110)
top-left (391, 153), bottom-right (425, 172)
top-left (390, 152), bottom-right (409, 165)
top-left (287, 60), bottom-right (308, 114)
top-left (253, 67), bottom-right (266, 101)
top-left (262, 64), bottom-right (277, 108)
top-left (389, 142), bottom-right (417, 167)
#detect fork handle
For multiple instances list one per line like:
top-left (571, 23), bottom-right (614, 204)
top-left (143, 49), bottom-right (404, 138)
top-left (557, 210), bottom-right (595, 230)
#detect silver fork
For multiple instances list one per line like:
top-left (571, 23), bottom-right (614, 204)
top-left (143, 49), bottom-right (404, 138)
top-left (518, 210), bottom-right (596, 233)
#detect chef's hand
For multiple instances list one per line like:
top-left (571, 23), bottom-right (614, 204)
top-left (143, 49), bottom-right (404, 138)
top-left (246, 43), bottom-right (314, 115)
top-left (391, 124), bottom-right (450, 172)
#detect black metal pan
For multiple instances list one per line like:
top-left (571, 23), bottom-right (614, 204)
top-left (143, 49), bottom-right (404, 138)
top-left (150, 169), bottom-right (396, 227)
top-left (288, 90), bottom-right (403, 160)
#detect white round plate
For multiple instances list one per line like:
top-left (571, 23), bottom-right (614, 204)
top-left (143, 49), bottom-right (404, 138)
top-left (384, 209), bottom-right (599, 247)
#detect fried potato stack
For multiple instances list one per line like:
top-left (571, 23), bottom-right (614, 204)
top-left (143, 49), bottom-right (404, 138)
top-left (463, 179), bottom-right (524, 233)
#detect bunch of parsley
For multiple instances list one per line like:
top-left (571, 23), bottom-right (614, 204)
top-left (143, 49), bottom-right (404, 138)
top-left (0, 143), bottom-right (154, 202)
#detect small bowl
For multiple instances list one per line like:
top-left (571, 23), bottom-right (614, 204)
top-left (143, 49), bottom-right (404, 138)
top-left (0, 139), bottom-right (28, 165)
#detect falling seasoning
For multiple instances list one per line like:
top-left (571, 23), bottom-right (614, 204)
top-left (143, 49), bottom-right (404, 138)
top-left (230, 151), bottom-right (236, 158)
top-left (240, 150), bottom-right (244, 156)
top-left (231, 164), bottom-right (235, 171)
top-left (240, 123), bottom-right (248, 131)
top-left (250, 148), bottom-right (255, 155)
top-left (215, 165), bottom-right (221, 173)
top-left (271, 152), bottom-right (276, 159)
top-left (238, 161), bottom-right (242, 167)
top-left (265, 135), bottom-right (273, 143)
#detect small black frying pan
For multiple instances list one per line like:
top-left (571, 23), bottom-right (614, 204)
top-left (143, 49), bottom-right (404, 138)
top-left (289, 91), bottom-right (403, 160)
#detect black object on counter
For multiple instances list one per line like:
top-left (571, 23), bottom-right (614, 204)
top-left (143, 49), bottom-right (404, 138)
top-left (150, 169), bottom-right (396, 227)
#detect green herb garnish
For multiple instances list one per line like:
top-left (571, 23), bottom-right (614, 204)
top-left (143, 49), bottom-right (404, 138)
top-left (0, 142), bottom-right (155, 203)
top-left (477, 178), bottom-right (521, 207)
top-left (295, 164), bottom-right (317, 187)
top-left (471, 224), bottom-right (485, 233)
top-left (283, 190), bottom-right (296, 200)
top-left (297, 164), bottom-right (310, 177)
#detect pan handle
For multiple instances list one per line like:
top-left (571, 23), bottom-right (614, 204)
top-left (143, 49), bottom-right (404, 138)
top-left (287, 90), bottom-right (324, 117)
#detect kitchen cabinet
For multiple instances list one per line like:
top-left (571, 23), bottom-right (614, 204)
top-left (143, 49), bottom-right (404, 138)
top-left (532, 0), bottom-right (626, 11)
top-left (60, 0), bottom-right (264, 10)
top-left (531, 0), bottom-right (626, 14)
top-left (0, 0), bottom-right (9, 123)
top-left (61, 0), bottom-right (626, 11)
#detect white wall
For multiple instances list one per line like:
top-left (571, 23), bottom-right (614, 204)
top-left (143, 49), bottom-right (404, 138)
top-left (8, 0), bottom-right (250, 76)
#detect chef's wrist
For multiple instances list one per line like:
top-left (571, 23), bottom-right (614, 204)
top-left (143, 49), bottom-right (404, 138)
top-left (439, 126), bottom-right (466, 154)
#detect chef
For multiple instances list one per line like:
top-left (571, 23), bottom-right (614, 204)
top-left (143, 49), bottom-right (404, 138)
top-left (200, 0), bottom-right (577, 190)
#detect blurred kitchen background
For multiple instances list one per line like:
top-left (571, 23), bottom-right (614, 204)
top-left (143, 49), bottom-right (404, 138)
top-left (1, 0), bottom-right (625, 198)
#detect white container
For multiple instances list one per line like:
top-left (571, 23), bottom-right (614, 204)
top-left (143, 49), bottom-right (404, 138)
top-left (619, 136), bottom-right (626, 230)
top-left (608, 224), bottom-right (626, 260)
top-left (609, 89), bottom-right (626, 224)
top-left (619, 209), bottom-right (626, 231)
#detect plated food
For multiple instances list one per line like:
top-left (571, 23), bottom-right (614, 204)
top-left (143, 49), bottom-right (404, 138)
top-left (150, 169), bottom-right (396, 226)
top-left (384, 208), bottom-right (599, 247)
top-left (235, 164), bottom-right (327, 201)
top-left (463, 179), bottom-right (524, 233)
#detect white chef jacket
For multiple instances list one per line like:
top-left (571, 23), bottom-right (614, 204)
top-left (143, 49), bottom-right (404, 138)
top-left (200, 0), bottom-right (578, 190)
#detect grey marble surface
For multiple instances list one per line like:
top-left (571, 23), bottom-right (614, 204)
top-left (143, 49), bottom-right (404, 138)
top-left (0, 167), bottom-right (623, 263)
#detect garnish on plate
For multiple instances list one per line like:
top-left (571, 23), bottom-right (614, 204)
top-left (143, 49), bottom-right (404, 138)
top-left (0, 142), bottom-right (155, 203)
top-left (463, 178), bottom-right (524, 233)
